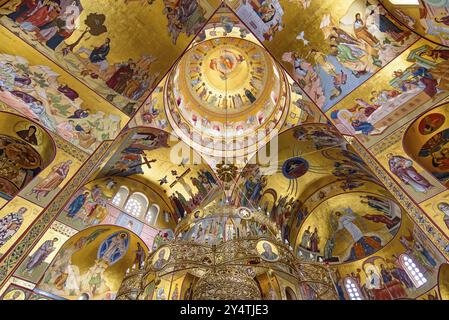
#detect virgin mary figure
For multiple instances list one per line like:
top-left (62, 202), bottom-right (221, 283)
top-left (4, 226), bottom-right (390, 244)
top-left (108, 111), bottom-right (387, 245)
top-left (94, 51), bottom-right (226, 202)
top-left (387, 154), bottom-right (434, 193)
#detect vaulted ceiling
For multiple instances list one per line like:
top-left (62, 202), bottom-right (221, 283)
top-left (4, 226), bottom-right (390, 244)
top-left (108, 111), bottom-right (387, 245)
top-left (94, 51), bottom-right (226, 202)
top-left (0, 0), bottom-right (448, 277)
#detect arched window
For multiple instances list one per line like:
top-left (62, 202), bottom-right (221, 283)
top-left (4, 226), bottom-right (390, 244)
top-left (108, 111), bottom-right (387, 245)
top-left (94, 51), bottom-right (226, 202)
top-left (344, 277), bottom-right (363, 300)
top-left (112, 186), bottom-right (129, 208)
top-left (285, 287), bottom-right (297, 300)
top-left (124, 192), bottom-right (148, 217)
top-left (146, 204), bottom-right (160, 225)
top-left (400, 254), bottom-right (427, 288)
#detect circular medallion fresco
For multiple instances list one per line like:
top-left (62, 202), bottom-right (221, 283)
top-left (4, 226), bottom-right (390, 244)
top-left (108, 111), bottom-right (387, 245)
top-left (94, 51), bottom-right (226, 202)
top-left (418, 113), bottom-right (445, 135)
top-left (256, 240), bottom-right (279, 262)
top-left (184, 37), bottom-right (272, 117)
top-left (237, 207), bottom-right (253, 220)
top-left (152, 247), bottom-right (171, 270)
top-left (282, 157), bottom-right (309, 179)
top-left (3, 289), bottom-right (26, 300)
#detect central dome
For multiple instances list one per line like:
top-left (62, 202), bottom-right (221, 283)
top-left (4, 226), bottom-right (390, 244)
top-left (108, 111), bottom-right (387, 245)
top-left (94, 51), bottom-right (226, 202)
top-left (184, 37), bottom-right (272, 117)
top-left (165, 37), bottom-right (289, 159)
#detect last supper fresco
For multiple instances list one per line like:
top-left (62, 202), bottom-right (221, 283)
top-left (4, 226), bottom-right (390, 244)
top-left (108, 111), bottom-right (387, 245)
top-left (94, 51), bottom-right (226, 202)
top-left (0, 0), bottom-right (447, 305)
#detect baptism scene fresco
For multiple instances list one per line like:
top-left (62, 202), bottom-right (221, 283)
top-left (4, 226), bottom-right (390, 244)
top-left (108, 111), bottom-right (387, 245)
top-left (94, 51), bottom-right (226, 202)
top-left (0, 0), bottom-right (448, 302)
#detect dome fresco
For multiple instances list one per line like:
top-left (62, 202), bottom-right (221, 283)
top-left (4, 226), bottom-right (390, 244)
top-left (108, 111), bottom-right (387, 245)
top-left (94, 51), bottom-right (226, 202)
top-left (166, 37), bottom-right (290, 158)
top-left (0, 0), bottom-right (447, 303)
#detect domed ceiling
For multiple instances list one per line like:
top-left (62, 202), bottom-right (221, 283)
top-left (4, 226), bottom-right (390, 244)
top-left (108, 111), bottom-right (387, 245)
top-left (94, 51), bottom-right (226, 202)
top-left (166, 37), bottom-right (289, 158)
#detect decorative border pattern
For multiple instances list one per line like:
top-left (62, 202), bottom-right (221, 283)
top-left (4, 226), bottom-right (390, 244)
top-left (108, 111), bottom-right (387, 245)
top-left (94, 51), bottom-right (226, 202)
top-left (50, 220), bottom-right (77, 238)
top-left (352, 140), bottom-right (449, 259)
top-left (0, 141), bottom-right (112, 286)
top-left (49, 132), bottom-right (88, 163)
top-left (368, 124), bottom-right (409, 156)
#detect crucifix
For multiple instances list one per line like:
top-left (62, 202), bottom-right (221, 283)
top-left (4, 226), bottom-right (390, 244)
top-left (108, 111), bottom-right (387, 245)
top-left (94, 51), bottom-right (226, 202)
top-left (169, 168), bottom-right (192, 188)
top-left (115, 156), bottom-right (156, 175)
top-left (142, 156), bottom-right (157, 169)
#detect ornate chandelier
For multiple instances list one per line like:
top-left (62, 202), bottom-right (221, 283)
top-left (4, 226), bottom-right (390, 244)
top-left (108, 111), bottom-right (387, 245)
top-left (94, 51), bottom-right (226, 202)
top-left (116, 206), bottom-right (338, 300)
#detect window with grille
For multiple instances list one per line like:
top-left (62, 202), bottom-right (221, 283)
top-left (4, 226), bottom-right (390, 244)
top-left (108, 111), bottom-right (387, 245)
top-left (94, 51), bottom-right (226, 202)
top-left (344, 277), bottom-right (363, 300)
top-left (124, 192), bottom-right (148, 218)
top-left (146, 204), bottom-right (160, 225)
top-left (112, 186), bottom-right (129, 208)
top-left (400, 254), bottom-right (427, 288)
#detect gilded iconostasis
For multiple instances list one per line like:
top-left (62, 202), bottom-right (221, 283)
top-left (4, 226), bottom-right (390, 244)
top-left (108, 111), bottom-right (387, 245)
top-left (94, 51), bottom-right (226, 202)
top-left (0, 0), bottom-right (448, 301)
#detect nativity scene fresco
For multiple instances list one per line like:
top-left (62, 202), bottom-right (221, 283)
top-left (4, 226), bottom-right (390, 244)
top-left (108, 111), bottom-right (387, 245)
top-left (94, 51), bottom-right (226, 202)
top-left (0, 0), bottom-right (448, 303)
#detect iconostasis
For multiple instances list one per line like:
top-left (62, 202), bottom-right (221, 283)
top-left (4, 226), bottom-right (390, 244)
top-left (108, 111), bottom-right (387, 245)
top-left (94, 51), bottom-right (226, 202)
top-left (0, 0), bottom-right (447, 301)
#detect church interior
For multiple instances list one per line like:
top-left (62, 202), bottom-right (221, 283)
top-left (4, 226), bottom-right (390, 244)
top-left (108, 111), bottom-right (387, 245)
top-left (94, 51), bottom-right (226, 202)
top-left (0, 0), bottom-right (449, 301)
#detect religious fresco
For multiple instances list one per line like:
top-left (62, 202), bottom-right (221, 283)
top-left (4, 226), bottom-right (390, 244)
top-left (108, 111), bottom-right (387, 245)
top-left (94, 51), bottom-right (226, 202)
top-left (130, 83), bottom-right (171, 131)
top-left (232, 124), bottom-right (388, 242)
top-left (14, 220), bottom-right (74, 284)
top-left (421, 190), bottom-right (449, 237)
top-left (55, 176), bottom-right (175, 249)
top-left (333, 223), bottom-right (445, 300)
top-left (257, 240), bottom-right (279, 261)
top-left (165, 36), bottom-right (290, 159)
top-left (0, 0), bottom-right (220, 114)
top-left (228, 0), bottom-right (419, 111)
top-left (417, 287), bottom-right (441, 300)
top-left (36, 225), bottom-right (148, 300)
top-left (192, 4), bottom-right (260, 43)
top-left (373, 129), bottom-right (444, 202)
top-left (0, 112), bottom-right (55, 201)
top-left (177, 207), bottom-right (272, 245)
top-left (227, 0), bottom-right (285, 42)
top-left (296, 192), bottom-right (403, 264)
top-left (379, 0), bottom-right (449, 46)
top-left (129, 5), bottom-right (325, 172)
top-left (0, 0), bottom-right (448, 301)
top-left (98, 127), bottom-right (222, 221)
top-left (404, 102), bottom-right (449, 187)
top-left (165, 32), bottom-right (291, 163)
top-left (328, 39), bottom-right (449, 148)
top-left (141, 269), bottom-right (187, 300)
top-left (19, 147), bottom-right (82, 207)
top-left (257, 272), bottom-right (282, 300)
top-left (0, 26), bottom-right (127, 153)
top-left (438, 263), bottom-right (449, 300)
top-left (0, 197), bottom-right (42, 257)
